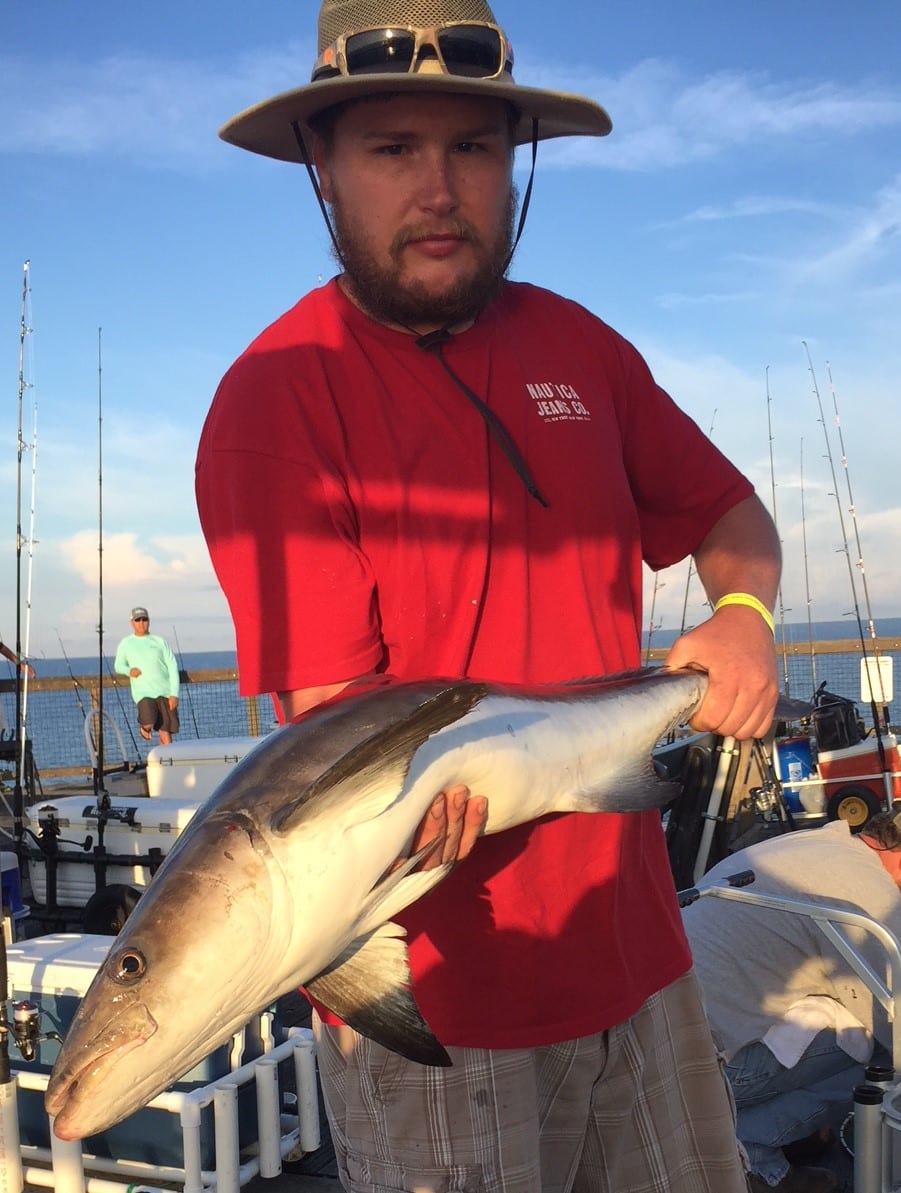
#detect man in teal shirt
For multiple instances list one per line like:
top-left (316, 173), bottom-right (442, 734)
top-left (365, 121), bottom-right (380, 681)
top-left (114, 606), bottom-right (180, 744)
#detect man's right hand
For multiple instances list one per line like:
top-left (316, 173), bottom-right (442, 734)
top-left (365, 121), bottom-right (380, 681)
top-left (406, 785), bottom-right (488, 871)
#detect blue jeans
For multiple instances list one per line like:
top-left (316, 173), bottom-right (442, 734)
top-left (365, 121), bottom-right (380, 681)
top-left (727, 1031), bottom-right (886, 1185)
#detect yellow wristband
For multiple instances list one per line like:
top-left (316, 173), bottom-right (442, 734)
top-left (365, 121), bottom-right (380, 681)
top-left (713, 592), bottom-right (775, 635)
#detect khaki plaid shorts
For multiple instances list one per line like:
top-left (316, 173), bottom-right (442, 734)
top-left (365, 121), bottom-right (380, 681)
top-left (314, 969), bottom-right (748, 1193)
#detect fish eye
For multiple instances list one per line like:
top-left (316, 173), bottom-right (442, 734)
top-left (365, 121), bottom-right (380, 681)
top-left (113, 950), bottom-right (147, 982)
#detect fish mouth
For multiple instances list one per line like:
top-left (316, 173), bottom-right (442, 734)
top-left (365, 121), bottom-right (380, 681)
top-left (46, 1003), bottom-right (158, 1139)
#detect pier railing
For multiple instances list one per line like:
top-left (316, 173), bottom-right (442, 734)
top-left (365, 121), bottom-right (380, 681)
top-left (646, 637), bottom-right (901, 722)
top-left (0, 668), bottom-right (271, 785)
top-left (2, 640), bottom-right (899, 786)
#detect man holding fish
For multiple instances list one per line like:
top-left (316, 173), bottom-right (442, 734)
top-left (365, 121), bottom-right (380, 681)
top-left (193, 0), bottom-right (781, 1188)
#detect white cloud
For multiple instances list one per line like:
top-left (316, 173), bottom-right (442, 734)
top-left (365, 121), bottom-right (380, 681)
top-left (673, 195), bottom-right (837, 224)
top-left (646, 502), bottom-right (901, 638)
top-left (5, 46), bottom-right (900, 175)
top-left (0, 44), bottom-right (312, 167)
top-left (649, 172), bottom-right (901, 311)
top-left (656, 288), bottom-right (759, 310)
top-left (635, 344), bottom-right (763, 449)
top-left (792, 175), bottom-right (901, 283)
top-left (59, 530), bottom-right (197, 586)
top-left (518, 58), bottom-right (901, 171)
top-left (631, 341), bottom-right (901, 630)
top-left (22, 530), bottom-right (231, 659)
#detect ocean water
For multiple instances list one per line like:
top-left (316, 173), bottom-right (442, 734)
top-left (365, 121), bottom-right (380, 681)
top-left (0, 649), bottom-right (270, 782)
top-left (644, 617), bottom-right (901, 722)
top-left (644, 616), bottom-right (901, 651)
top-left (22, 649), bottom-right (237, 678)
top-left (4, 624), bottom-right (900, 784)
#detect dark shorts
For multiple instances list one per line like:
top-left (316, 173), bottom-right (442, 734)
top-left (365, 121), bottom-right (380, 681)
top-left (137, 696), bottom-right (179, 736)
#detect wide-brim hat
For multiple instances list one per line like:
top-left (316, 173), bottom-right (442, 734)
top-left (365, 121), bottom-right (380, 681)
top-left (219, 0), bottom-right (612, 164)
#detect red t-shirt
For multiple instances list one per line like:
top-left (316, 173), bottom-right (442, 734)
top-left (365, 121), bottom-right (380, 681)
top-left (196, 279), bottom-right (752, 1048)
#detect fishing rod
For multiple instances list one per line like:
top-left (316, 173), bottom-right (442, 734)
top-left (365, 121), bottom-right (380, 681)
top-left (803, 341), bottom-right (889, 782)
top-left (12, 261), bottom-right (33, 847)
top-left (825, 360), bottom-right (887, 709)
top-left (17, 286), bottom-right (38, 830)
top-left (55, 630), bottom-right (89, 719)
top-left (678, 567), bottom-right (694, 637)
top-left (643, 576), bottom-right (663, 664)
top-left (94, 327), bottom-right (108, 808)
top-left (799, 440), bottom-right (818, 698)
top-left (643, 406), bottom-right (716, 665)
top-left (679, 410), bottom-right (717, 637)
top-left (803, 343), bottom-right (877, 674)
top-left (2, 269), bottom-right (29, 1173)
top-left (172, 624), bottom-right (200, 737)
top-left (764, 370), bottom-right (790, 694)
top-left (102, 651), bottom-right (140, 755)
top-left (0, 915), bottom-right (24, 1193)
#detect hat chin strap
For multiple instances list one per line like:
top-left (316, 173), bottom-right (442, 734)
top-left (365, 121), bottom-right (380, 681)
top-left (294, 121), bottom-right (348, 267)
top-left (505, 116), bottom-right (538, 272)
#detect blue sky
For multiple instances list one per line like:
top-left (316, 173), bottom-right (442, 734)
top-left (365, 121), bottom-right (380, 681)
top-left (2, 0), bottom-right (900, 660)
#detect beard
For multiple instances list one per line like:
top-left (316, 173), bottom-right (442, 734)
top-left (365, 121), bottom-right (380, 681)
top-left (329, 187), bottom-right (518, 331)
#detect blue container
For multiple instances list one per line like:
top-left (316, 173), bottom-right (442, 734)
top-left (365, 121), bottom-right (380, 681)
top-left (1, 851), bottom-right (30, 936)
top-left (1, 851), bottom-right (27, 915)
top-left (777, 736), bottom-right (815, 812)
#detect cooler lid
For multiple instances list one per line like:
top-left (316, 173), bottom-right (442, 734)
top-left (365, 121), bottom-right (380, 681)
top-left (25, 794), bottom-right (203, 831)
top-left (817, 731), bottom-right (899, 764)
top-left (146, 735), bottom-right (265, 767)
top-left (6, 932), bottom-right (112, 996)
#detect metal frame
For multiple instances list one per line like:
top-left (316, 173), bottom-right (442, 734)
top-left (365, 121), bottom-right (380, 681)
top-left (7, 1027), bottom-right (320, 1193)
top-left (691, 879), bottom-right (901, 1192)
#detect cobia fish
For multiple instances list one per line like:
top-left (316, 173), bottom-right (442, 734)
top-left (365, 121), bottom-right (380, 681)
top-left (46, 666), bottom-right (709, 1140)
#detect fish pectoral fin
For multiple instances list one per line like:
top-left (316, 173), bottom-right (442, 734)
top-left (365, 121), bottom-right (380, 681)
top-left (567, 761), bottom-right (678, 815)
top-left (774, 693), bottom-right (815, 720)
top-left (278, 682), bottom-right (489, 832)
top-left (306, 923), bottom-right (451, 1067)
top-left (355, 848), bottom-right (453, 939)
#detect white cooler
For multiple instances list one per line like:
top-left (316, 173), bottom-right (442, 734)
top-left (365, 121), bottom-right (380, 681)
top-left (26, 795), bottom-right (203, 905)
top-left (146, 734), bottom-right (265, 799)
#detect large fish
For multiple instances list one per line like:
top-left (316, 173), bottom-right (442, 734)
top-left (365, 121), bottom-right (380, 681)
top-left (46, 667), bottom-right (709, 1140)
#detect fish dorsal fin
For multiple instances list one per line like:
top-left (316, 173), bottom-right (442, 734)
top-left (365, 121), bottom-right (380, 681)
top-left (305, 922), bottom-right (451, 1067)
top-left (277, 681), bottom-right (488, 832)
top-left (561, 667), bottom-right (659, 686)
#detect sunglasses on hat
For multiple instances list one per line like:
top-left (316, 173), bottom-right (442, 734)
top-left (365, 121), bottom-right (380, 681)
top-left (312, 23), bottom-right (512, 83)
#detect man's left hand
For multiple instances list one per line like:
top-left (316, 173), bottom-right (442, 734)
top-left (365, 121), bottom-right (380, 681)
top-left (664, 604), bottom-right (778, 740)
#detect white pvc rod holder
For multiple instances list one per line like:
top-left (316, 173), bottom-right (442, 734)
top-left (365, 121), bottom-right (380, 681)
top-left (48, 1120), bottom-right (87, 1193)
top-left (213, 1082), bottom-right (240, 1193)
top-left (0, 1080), bottom-right (24, 1193)
top-left (256, 1057), bottom-right (282, 1178)
top-left (294, 1038), bottom-right (321, 1155)
top-left (179, 1097), bottom-right (205, 1193)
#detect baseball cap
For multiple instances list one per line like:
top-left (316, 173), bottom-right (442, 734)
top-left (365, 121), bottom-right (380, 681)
top-left (131, 607), bottom-right (150, 620)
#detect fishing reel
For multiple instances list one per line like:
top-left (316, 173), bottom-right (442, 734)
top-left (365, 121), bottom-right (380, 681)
top-left (747, 778), bottom-right (782, 822)
top-left (2, 999), bottom-right (63, 1063)
top-left (20, 805), bottom-right (95, 856)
